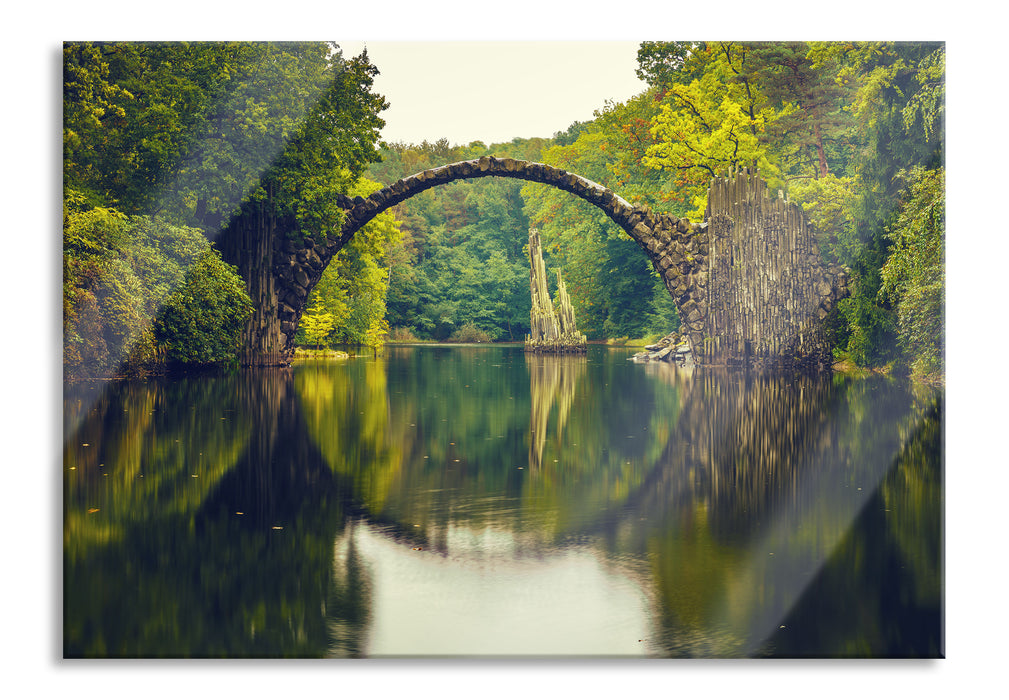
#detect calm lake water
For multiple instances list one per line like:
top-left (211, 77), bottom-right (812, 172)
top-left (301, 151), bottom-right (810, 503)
top-left (63, 345), bottom-right (943, 658)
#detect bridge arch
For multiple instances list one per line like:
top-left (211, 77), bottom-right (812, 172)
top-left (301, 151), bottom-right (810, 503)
top-left (226, 157), bottom-right (848, 370)
top-left (239, 156), bottom-right (700, 365)
top-left (334, 155), bottom-right (674, 248)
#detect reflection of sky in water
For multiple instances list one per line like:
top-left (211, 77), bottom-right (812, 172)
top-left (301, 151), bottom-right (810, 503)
top-left (337, 521), bottom-right (652, 657)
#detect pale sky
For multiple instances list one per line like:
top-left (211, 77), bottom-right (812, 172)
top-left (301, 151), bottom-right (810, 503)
top-left (337, 41), bottom-right (648, 147)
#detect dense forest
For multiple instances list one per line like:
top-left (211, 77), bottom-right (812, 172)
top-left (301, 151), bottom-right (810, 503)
top-left (63, 41), bottom-right (944, 381)
top-left (62, 42), bottom-right (387, 376)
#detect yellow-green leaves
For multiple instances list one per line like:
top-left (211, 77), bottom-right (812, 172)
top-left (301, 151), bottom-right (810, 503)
top-left (301, 302), bottom-right (337, 350)
top-left (641, 45), bottom-right (783, 219)
top-left (878, 167), bottom-right (945, 379)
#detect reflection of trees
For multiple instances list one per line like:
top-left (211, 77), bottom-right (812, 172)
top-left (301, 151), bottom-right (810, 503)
top-left (298, 358), bottom-right (411, 513)
top-left (299, 347), bottom-right (531, 533)
top-left (755, 395), bottom-right (943, 658)
top-left (64, 376), bottom-right (253, 556)
top-left (295, 347), bottom-right (691, 572)
top-left (521, 353), bottom-right (684, 536)
top-left (64, 351), bottom-right (941, 658)
top-left (63, 370), bottom-right (369, 657)
top-left (594, 367), bottom-right (940, 657)
top-left (310, 351), bottom-right (938, 658)
top-left (298, 346), bottom-right (683, 543)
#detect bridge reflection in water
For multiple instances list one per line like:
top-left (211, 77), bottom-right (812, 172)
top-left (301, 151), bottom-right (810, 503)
top-left (63, 346), bottom-right (942, 657)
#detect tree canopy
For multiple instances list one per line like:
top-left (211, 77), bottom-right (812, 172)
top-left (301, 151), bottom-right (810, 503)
top-left (63, 41), bottom-right (389, 375)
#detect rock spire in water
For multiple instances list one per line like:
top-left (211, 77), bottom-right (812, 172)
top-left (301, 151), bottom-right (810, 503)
top-left (525, 228), bottom-right (586, 353)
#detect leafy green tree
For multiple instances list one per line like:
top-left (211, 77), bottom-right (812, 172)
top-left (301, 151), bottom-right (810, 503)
top-left (635, 41), bottom-right (696, 93)
top-left (641, 42), bottom-right (787, 219)
top-left (300, 302), bottom-right (336, 351)
top-left (879, 167), bottom-right (944, 379)
top-left (153, 251), bottom-right (253, 365)
top-left (63, 191), bottom-right (247, 376)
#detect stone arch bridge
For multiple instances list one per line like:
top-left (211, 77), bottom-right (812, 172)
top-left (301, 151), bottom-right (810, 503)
top-left (218, 156), bottom-right (848, 369)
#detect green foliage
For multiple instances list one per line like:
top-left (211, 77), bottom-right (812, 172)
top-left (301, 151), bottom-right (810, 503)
top-left (64, 192), bottom-right (252, 375)
top-left (879, 168), bottom-right (945, 378)
top-left (640, 43), bottom-right (790, 218)
top-left (635, 41), bottom-right (696, 91)
top-left (788, 174), bottom-right (860, 264)
top-left (63, 42), bottom-right (386, 237)
top-left (448, 322), bottom-right (494, 343)
top-left (902, 47), bottom-right (945, 144)
top-left (153, 251), bottom-right (253, 365)
top-left (63, 197), bottom-right (193, 374)
top-left (794, 42), bottom-right (943, 370)
top-left (746, 43), bottom-right (855, 179)
top-left (64, 41), bottom-right (389, 372)
top-left (297, 178), bottom-right (400, 349)
top-left (246, 48), bottom-right (387, 243)
top-left (635, 40), bottom-right (944, 371)
top-left (300, 302), bottom-right (337, 350)
top-left (371, 140), bottom-right (538, 341)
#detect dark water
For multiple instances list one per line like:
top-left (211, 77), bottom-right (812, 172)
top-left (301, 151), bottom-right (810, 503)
top-left (63, 345), bottom-right (943, 658)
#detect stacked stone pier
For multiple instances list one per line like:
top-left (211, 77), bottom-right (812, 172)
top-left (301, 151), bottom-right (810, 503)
top-left (221, 156), bottom-right (848, 370)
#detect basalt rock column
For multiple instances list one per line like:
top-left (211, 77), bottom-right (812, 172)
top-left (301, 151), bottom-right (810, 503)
top-left (700, 170), bottom-right (849, 370)
top-left (526, 228), bottom-right (559, 348)
top-left (524, 228), bottom-right (586, 353)
top-left (553, 268), bottom-right (586, 350)
top-left (216, 203), bottom-right (292, 367)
